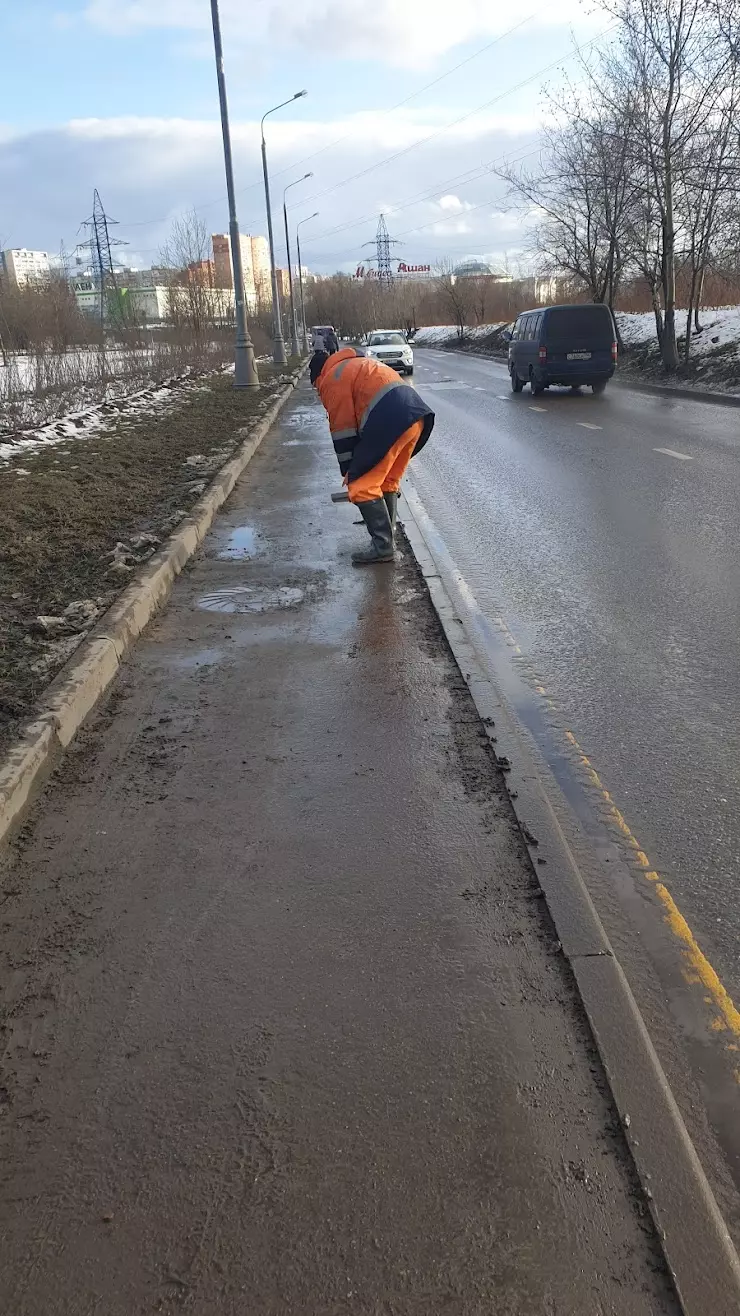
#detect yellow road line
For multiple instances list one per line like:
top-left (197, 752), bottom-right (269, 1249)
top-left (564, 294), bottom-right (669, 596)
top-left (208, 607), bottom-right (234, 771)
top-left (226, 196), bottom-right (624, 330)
top-left (563, 729), bottom-right (740, 1050)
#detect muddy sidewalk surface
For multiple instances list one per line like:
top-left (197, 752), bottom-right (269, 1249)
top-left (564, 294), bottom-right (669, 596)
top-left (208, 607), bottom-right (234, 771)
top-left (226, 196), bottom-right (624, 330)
top-left (0, 380), bottom-right (678, 1315)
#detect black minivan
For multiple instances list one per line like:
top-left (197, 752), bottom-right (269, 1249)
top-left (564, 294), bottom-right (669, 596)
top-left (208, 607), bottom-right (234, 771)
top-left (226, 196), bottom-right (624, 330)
top-left (507, 303), bottom-right (617, 395)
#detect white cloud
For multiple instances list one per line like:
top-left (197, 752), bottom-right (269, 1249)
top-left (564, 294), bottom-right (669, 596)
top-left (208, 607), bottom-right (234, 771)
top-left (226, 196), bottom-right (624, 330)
top-left (83, 0), bottom-right (598, 68)
top-left (437, 195), bottom-right (475, 212)
top-left (0, 109), bottom-right (541, 272)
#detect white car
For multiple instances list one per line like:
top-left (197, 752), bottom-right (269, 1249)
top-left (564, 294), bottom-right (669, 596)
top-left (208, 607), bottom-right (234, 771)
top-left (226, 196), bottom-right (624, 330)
top-left (364, 330), bottom-right (413, 376)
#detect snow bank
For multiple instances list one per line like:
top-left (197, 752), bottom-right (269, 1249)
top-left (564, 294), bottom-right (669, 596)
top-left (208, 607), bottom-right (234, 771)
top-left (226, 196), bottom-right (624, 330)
top-left (414, 322), bottom-right (510, 346)
top-left (615, 306), bottom-right (740, 357)
top-left (415, 307), bottom-right (740, 358)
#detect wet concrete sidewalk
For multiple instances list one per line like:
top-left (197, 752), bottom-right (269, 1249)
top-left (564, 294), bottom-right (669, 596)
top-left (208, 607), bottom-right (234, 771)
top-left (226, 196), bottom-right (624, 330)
top-left (0, 380), bottom-right (679, 1314)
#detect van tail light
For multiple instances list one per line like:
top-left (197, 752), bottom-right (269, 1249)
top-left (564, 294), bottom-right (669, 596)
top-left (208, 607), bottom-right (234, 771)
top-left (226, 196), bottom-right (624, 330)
top-left (538, 346), bottom-right (547, 364)
top-left (612, 340), bottom-right (618, 363)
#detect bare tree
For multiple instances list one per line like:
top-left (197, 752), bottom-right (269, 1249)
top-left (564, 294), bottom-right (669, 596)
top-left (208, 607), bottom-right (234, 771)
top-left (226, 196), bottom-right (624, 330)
top-left (600, 0), bottom-right (734, 369)
top-left (433, 261), bottom-right (474, 339)
top-left (677, 78), bottom-right (740, 360)
top-left (159, 210), bottom-right (221, 345)
top-left (624, 173), bottom-right (666, 349)
top-left (498, 91), bottom-right (634, 318)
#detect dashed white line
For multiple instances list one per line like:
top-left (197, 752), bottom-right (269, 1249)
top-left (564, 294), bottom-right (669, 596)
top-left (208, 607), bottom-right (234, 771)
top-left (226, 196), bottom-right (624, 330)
top-left (577, 422), bottom-right (603, 430)
top-left (529, 405), bottom-right (547, 413)
top-left (653, 447), bottom-right (693, 461)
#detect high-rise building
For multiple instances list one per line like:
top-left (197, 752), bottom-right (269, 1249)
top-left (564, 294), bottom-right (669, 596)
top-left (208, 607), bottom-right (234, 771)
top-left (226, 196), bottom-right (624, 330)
top-left (211, 233), bottom-right (269, 310)
top-left (274, 268), bottom-right (292, 301)
top-left (1, 248), bottom-right (51, 287)
top-left (250, 235), bottom-right (271, 302)
top-left (212, 234), bottom-right (232, 289)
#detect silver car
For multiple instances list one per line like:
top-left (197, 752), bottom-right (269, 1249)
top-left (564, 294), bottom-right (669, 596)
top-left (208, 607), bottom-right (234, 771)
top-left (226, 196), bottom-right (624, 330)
top-left (364, 330), bottom-right (414, 376)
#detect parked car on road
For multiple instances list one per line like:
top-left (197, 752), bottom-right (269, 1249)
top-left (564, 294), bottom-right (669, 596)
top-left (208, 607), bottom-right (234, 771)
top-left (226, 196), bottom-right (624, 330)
top-left (506, 304), bottom-right (617, 395)
top-left (364, 330), bottom-right (414, 376)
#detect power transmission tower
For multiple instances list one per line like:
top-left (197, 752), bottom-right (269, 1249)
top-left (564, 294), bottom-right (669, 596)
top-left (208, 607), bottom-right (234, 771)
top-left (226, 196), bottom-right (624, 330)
top-left (362, 214), bottom-right (401, 286)
top-left (77, 190), bottom-right (128, 332)
top-left (59, 240), bottom-right (70, 281)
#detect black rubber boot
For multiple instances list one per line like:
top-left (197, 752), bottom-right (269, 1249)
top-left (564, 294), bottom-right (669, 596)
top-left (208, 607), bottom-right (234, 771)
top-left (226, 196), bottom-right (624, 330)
top-left (351, 498), bottom-right (395, 566)
top-left (383, 491), bottom-right (398, 539)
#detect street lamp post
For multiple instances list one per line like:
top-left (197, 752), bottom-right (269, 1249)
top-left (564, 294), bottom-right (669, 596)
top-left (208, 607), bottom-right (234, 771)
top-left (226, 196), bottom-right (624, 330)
top-left (283, 173), bottom-right (313, 358)
top-left (261, 91), bottom-right (307, 365)
top-left (209, 0), bottom-right (259, 388)
top-left (296, 212), bottom-right (318, 354)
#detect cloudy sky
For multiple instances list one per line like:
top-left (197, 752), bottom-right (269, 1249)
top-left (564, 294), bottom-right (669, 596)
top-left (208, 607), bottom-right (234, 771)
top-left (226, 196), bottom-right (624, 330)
top-left (1, 0), bottom-right (607, 276)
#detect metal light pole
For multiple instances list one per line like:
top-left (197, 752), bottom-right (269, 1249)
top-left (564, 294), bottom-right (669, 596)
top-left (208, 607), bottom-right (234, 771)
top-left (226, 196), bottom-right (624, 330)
top-left (209, 0), bottom-right (259, 388)
top-left (296, 212), bottom-right (318, 354)
top-left (283, 173), bottom-right (313, 358)
top-left (261, 91), bottom-right (307, 366)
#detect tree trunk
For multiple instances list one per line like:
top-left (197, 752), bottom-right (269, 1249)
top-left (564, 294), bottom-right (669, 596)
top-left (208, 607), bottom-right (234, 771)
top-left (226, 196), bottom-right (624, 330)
top-left (661, 160), bottom-right (679, 371)
top-left (684, 267), bottom-right (700, 366)
top-left (651, 287), bottom-right (664, 351)
top-left (694, 267), bottom-right (705, 332)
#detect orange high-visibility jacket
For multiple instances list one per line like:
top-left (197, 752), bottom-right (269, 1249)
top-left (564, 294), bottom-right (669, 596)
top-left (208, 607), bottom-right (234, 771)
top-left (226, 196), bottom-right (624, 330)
top-left (316, 347), bottom-right (434, 480)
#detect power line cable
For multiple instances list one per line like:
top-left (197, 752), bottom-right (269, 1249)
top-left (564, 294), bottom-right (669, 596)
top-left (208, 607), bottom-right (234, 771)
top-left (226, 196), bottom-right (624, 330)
top-left (296, 23), bottom-right (617, 211)
top-left (116, 16), bottom-right (537, 231)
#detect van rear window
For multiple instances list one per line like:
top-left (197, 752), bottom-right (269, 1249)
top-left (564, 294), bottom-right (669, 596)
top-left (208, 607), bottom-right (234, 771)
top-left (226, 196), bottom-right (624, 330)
top-left (544, 306), bottom-right (613, 347)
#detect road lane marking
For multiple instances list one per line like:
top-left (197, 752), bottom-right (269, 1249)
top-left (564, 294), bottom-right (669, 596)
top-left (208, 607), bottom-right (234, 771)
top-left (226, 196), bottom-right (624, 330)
top-left (529, 405), bottom-right (547, 412)
top-left (654, 447), bottom-right (693, 460)
top-left (577, 422), bottom-right (602, 430)
top-left (563, 729), bottom-right (740, 1051)
top-left (497, 394), bottom-right (511, 400)
top-left (406, 477), bottom-right (740, 1075)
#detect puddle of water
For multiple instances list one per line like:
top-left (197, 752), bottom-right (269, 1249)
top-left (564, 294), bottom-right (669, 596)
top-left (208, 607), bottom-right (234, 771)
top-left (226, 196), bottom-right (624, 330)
top-left (218, 525), bottom-right (260, 559)
top-left (197, 585), bottom-right (305, 614)
top-left (171, 647), bottom-right (225, 670)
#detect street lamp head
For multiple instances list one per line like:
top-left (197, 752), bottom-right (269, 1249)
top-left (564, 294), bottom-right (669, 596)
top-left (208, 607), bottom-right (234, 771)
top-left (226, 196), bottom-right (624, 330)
top-left (294, 90), bottom-right (308, 99)
top-left (304, 172), bottom-right (314, 180)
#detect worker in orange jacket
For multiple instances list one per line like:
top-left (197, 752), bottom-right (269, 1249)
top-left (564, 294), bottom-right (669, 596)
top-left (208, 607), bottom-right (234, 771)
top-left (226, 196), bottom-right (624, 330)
top-left (310, 347), bottom-right (434, 565)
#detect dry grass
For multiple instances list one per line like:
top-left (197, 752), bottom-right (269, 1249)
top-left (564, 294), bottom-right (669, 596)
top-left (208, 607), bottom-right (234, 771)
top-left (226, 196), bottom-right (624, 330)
top-left (0, 339), bottom-right (238, 434)
top-left (0, 362), bottom-right (298, 749)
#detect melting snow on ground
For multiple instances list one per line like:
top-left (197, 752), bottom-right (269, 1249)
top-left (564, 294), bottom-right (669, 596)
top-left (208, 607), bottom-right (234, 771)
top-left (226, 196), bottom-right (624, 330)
top-left (415, 308), bottom-right (740, 358)
top-left (0, 373), bottom-right (211, 466)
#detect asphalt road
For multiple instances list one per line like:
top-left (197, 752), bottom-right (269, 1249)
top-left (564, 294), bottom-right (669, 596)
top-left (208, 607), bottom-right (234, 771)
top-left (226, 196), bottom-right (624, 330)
top-left (411, 348), bottom-right (740, 1194)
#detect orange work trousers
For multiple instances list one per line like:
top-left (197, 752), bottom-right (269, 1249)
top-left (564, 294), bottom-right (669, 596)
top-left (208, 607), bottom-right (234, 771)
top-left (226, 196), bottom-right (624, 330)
top-left (347, 421), bottom-right (423, 505)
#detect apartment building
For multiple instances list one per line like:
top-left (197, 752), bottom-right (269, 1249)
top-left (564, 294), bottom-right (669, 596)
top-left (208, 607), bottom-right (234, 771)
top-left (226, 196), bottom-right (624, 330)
top-left (212, 233), bottom-right (268, 312)
top-left (1, 248), bottom-right (51, 287)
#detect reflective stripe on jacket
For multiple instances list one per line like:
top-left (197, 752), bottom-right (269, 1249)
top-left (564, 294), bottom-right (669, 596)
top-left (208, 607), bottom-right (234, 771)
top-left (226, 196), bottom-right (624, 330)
top-left (316, 347), bottom-right (434, 479)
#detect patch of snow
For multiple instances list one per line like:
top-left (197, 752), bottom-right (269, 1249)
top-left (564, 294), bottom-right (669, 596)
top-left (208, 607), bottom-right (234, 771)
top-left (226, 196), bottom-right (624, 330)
top-left (414, 307), bottom-right (740, 358)
top-left (0, 374), bottom-right (205, 466)
top-left (616, 306), bottom-right (740, 357)
top-left (414, 322), bottom-right (510, 346)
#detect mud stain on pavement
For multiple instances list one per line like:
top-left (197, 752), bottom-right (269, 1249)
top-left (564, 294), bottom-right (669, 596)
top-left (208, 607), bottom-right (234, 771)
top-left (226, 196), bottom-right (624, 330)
top-left (196, 584), bottom-right (306, 613)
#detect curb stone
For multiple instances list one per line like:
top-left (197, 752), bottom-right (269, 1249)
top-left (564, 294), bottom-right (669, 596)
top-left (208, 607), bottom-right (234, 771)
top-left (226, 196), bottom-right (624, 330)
top-left (0, 362), bottom-right (308, 846)
top-left (400, 480), bottom-right (740, 1316)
